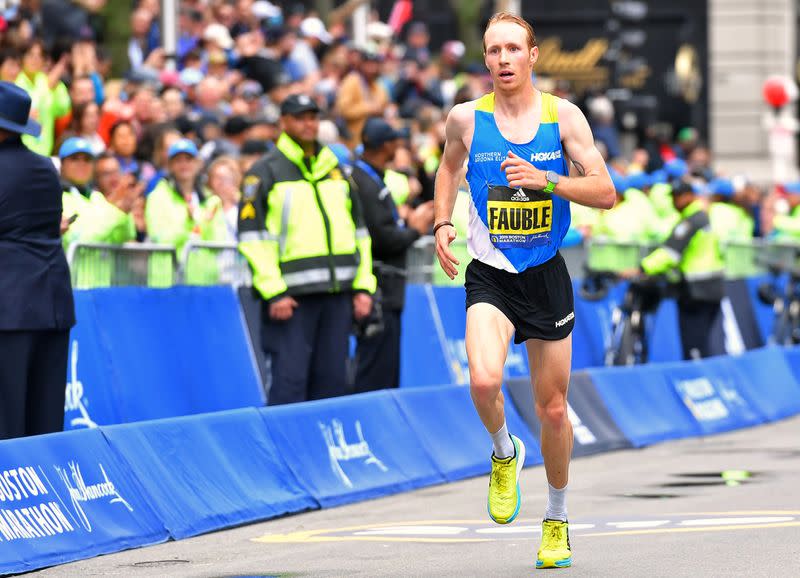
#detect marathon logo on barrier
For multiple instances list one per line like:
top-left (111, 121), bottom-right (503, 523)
top-left (567, 404), bottom-right (597, 445)
top-left (54, 462), bottom-right (133, 532)
top-left (64, 341), bottom-right (98, 429)
top-left (0, 467), bottom-right (76, 542)
top-left (319, 419), bottom-right (388, 488)
top-left (530, 150), bottom-right (562, 163)
top-left (675, 378), bottom-right (729, 422)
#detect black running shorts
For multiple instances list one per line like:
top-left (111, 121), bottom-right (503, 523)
top-left (465, 252), bottom-right (575, 344)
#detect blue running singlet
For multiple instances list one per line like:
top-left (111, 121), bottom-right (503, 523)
top-left (465, 91), bottom-right (571, 273)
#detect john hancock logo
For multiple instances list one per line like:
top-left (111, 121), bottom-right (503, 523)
top-left (54, 461), bottom-right (133, 532)
top-left (319, 419), bottom-right (388, 488)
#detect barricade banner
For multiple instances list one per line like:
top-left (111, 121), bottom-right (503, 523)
top-left (391, 385), bottom-right (541, 482)
top-left (66, 287), bottom-right (263, 429)
top-left (588, 365), bottom-right (700, 447)
top-left (783, 346), bottom-right (800, 386)
top-left (505, 372), bottom-right (632, 457)
top-left (400, 285), bottom-right (454, 387)
top-left (661, 357), bottom-right (764, 435)
top-left (729, 347), bottom-right (800, 420)
top-left (0, 429), bottom-right (167, 575)
top-left (429, 286), bottom-right (530, 383)
top-left (260, 393), bottom-right (444, 508)
top-left (647, 298), bottom-right (684, 363)
top-left (101, 408), bottom-right (315, 540)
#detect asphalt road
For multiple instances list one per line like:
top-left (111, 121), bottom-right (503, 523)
top-left (32, 414), bottom-right (800, 577)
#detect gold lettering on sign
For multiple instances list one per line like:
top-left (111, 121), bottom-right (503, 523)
top-left (535, 38), bottom-right (609, 76)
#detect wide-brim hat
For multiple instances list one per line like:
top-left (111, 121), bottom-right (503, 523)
top-left (0, 81), bottom-right (41, 137)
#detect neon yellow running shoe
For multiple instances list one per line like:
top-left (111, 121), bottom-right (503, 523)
top-left (536, 519), bottom-right (572, 569)
top-left (487, 434), bottom-right (525, 524)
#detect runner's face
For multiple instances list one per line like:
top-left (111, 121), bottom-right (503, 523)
top-left (483, 22), bottom-right (537, 91)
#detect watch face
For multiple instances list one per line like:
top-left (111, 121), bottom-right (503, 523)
top-left (547, 170), bottom-right (559, 184)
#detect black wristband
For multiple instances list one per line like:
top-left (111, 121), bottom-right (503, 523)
top-left (433, 220), bottom-right (454, 235)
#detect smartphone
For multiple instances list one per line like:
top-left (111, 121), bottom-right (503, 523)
top-left (67, 214), bottom-right (79, 224)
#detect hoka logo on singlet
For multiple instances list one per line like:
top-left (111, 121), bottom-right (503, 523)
top-left (531, 150), bottom-right (562, 162)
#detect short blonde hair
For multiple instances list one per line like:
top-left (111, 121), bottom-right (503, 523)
top-left (483, 12), bottom-right (537, 52)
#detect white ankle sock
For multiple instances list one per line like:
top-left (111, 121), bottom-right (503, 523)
top-left (545, 483), bottom-right (568, 521)
top-left (490, 422), bottom-right (515, 459)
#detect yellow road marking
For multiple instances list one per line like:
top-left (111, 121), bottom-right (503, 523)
top-left (252, 513), bottom-right (800, 544)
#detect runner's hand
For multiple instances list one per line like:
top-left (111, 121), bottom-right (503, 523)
top-left (500, 151), bottom-right (547, 190)
top-left (435, 223), bottom-right (459, 280)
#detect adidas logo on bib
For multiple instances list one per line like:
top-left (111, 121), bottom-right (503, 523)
top-left (511, 189), bottom-right (529, 202)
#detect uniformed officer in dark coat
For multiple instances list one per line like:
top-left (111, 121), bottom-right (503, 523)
top-left (0, 81), bottom-right (75, 439)
top-left (351, 117), bottom-right (433, 391)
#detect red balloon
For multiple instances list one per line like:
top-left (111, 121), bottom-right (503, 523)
top-left (764, 77), bottom-right (790, 108)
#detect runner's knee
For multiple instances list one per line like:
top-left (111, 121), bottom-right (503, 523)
top-left (535, 395), bottom-right (568, 430)
top-left (470, 366), bottom-right (503, 400)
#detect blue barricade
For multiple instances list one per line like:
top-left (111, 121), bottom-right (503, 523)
top-left (506, 372), bottom-right (633, 457)
top-left (0, 429), bottom-right (167, 575)
top-left (659, 357), bottom-right (764, 435)
top-left (101, 409), bottom-right (316, 540)
top-left (730, 347), bottom-right (800, 421)
top-left (400, 284), bottom-right (454, 387)
top-left (66, 287), bottom-right (264, 429)
top-left (260, 392), bottom-right (444, 508)
top-left (588, 364), bottom-right (700, 447)
top-left (392, 385), bottom-right (541, 482)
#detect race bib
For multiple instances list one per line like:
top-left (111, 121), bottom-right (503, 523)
top-left (487, 184), bottom-right (553, 249)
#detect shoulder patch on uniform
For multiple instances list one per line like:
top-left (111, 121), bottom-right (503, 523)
top-left (240, 202), bottom-right (256, 220)
top-left (243, 175), bottom-right (260, 200)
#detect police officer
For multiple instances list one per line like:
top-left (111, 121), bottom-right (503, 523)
top-left (640, 180), bottom-right (726, 359)
top-left (0, 81), bottom-right (74, 439)
top-left (238, 94), bottom-right (377, 405)
top-left (351, 117), bottom-right (433, 392)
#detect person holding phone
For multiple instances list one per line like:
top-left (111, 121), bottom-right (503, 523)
top-left (0, 81), bottom-right (75, 439)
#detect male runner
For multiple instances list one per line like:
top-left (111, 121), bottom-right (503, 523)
top-left (433, 13), bottom-right (614, 569)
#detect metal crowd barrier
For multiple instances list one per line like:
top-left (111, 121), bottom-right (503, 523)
top-left (65, 242), bottom-right (178, 289)
top-left (180, 240), bottom-right (252, 288)
top-left (67, 237), bottom-right (800, 289)
top-left (583, 238), bottom-right (800, 279)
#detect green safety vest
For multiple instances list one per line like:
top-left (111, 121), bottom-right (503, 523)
top-left (649, 182), bottom-right (681, 242)
top-left (146, 177), bottom-right (228, 285)
top-left (383, 169), bottom-right (410, 207)
top-left (588, 188), bottom-right (657, 272)
top-left (62, 186), bottom-right (136, 289)
top-left (238, 132), bottom-right (376, 301)
top-left (641, 200), bottom-right (725, 302)
top-left (709, 201), bottom-right (757, 278)
top-left (16, 71), bottom-right (70, 157)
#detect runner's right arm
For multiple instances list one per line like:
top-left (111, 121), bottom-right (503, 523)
top-left (434, 103), bottom-right (471, 279)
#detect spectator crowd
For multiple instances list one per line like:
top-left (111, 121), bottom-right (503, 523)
top-left (4, 0), bottom-right (800, 402)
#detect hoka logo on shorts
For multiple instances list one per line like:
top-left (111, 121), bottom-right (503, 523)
top-left (319, 419), bottom-right (388, 488)
top-left (510, 189), bottom-right (530, 202)
top-left (530, 150), bottom-right (562, 162)
top-left (555, 311), bottom-right (574, 328)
